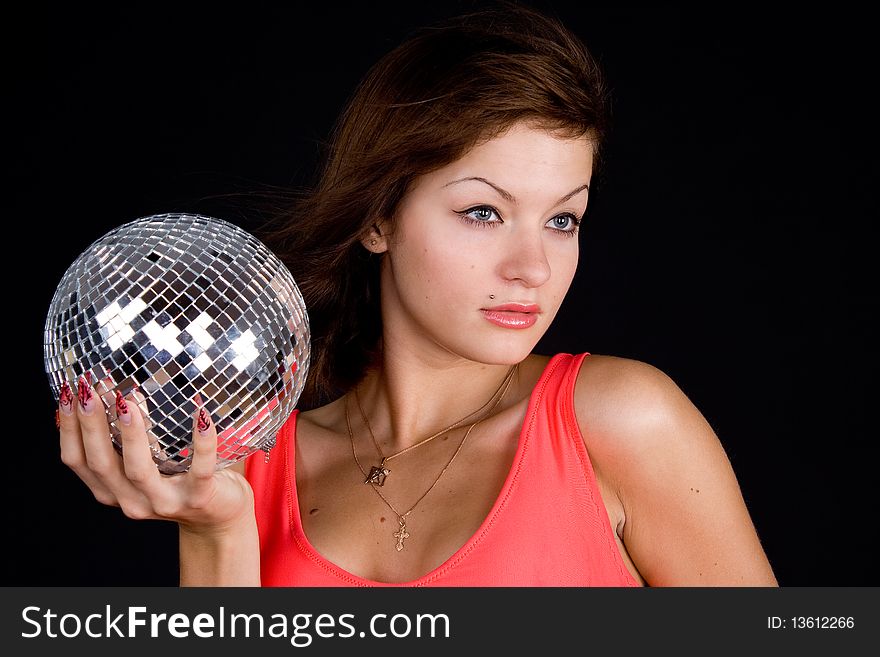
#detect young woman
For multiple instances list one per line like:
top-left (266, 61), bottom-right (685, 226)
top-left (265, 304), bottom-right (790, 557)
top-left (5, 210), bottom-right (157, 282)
top-left (57, 2), bottom-right (778, 586)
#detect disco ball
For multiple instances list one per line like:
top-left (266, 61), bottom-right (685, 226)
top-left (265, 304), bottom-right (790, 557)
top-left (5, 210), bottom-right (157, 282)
top-left (43, 213), bottom-right (310, 474)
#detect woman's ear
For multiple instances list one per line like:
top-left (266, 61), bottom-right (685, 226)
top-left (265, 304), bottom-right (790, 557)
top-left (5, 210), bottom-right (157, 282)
top-left (361, 220), bottom-right (390, 254)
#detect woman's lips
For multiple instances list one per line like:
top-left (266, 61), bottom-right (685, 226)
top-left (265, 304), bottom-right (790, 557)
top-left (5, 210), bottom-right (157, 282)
top-left (480, 303), bottom-right (541, 329)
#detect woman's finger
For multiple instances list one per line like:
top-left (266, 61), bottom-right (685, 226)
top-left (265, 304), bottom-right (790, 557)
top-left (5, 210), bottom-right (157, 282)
top-left (75, 375), bottom-right (153, 515)
top-left (57, 380), bottom-right (119, 506)
top-left (188, 395), bottom-right (218, 485)
top-left (116, 389), bottom-right (164, 495)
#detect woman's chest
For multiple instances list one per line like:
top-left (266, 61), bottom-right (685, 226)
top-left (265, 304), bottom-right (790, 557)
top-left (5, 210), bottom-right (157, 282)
top-left (294, 413), bottom-right (524, 583)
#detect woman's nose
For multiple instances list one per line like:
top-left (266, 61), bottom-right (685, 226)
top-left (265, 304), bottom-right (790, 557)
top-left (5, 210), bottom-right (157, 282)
top-left (497, 229), bottom-right (551, 288)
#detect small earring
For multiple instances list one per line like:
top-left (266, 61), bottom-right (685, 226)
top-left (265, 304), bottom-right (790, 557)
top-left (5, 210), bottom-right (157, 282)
top-left (370, 239), bottom-right (377, 246)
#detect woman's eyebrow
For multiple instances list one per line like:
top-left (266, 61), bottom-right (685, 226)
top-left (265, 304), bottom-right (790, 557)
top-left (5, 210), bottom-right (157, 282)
top-left (443, 176), bottom-right (589, 206)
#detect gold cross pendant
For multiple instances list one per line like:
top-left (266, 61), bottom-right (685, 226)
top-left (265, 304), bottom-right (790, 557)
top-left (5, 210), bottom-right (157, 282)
top-left (393, 517), bottom-right (410, 551)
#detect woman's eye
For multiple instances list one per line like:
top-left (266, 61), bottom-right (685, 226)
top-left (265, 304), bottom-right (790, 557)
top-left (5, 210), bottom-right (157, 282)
top-left (464, 206), bottom-right (499, 222)
top-left (456, 205), bottom-right (502, 228)
top-left (547, 214), bottom-right (581, 233)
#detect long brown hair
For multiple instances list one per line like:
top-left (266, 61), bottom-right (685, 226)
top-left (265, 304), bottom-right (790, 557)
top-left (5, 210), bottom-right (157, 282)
top-left (258, 1), bottom-right (609, 410)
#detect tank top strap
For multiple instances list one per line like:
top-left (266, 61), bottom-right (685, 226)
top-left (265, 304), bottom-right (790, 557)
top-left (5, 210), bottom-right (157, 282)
top-left (527, 352), bottom-right (591, 453)
top-left (557, 351), bottom-right (591, 438)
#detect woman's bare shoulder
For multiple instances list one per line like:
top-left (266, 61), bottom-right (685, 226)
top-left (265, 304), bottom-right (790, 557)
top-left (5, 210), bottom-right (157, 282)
top-left (573, 353), bottom-right (723, 490)
top-left (573, 353), bottom-right (778, 585)
top-left (574, 353), bottom-right (675, 432)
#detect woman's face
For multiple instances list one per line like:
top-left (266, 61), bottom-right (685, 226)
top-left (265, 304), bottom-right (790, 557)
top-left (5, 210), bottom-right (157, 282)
top-left (373, 121), bottom-right (594, 366)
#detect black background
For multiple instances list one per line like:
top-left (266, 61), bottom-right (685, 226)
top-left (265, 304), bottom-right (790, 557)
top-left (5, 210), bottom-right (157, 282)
top-left (7, 2), bottom-right (877, 586)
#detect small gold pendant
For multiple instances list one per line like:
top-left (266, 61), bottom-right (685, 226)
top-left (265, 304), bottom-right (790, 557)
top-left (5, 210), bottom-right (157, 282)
top-left (393, 517), bottom-right (410, 551)
top-left (364, 461), bottom-right (391, 486)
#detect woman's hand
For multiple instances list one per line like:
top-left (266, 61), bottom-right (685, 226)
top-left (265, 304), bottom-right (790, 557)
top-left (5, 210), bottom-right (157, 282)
top-left (57, 375), bottom-right (261, 585)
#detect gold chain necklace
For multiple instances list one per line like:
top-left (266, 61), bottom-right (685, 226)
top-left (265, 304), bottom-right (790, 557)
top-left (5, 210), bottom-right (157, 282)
top-left (354, 364), bottom-right (518, 486)
top-left (345, 364), bottom-right (518, 551)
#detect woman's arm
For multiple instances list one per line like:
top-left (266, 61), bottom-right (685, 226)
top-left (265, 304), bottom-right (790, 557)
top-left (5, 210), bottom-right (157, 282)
top-left (178, 461), bottom-right (261, 587)
top-left (575, 356), bottom-right (778, 586)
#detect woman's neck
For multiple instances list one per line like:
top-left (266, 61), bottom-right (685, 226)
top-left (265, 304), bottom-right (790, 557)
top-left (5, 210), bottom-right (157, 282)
top-left (351, 342), bottom-right (521, 453)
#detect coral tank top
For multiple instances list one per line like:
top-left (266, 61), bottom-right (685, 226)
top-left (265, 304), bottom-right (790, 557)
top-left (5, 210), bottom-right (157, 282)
top-left (245, 352), bottom-right (640, 586)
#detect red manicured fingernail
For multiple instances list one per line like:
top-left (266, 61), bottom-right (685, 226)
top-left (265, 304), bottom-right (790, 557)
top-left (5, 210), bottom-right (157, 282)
top-left (59, 381), bottom-right (74, 415)
top-left (116, 391), bottom-right (131, 426)
top-left (197, 406), bottom-right (212, 435)
top-left (77, 375), bottom-right (94, 414)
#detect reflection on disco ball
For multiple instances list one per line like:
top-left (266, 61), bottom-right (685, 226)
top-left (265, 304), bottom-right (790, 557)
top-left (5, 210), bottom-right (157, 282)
top-left (43, 213), bottom-right (310, 474)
